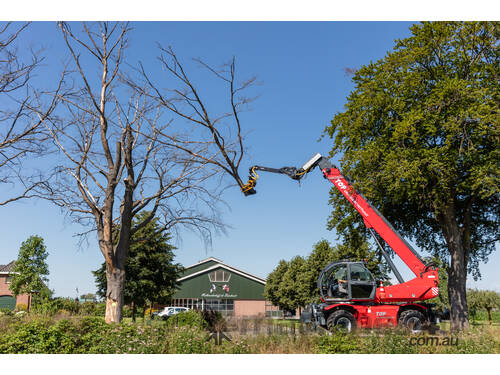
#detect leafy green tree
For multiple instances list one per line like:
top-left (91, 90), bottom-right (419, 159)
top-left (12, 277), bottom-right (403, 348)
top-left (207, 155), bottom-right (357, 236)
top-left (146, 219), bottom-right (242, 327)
top-left (324, 22), bottom-right (499, 331)
top-left (264, 260), bottom-right (289, 311)
top-left (467, 289), bottom-right (481, 321)
top-left (279, 256), bottom-right (307, 313)
top-left (467, 289), bottom-right (500, 324)
top-left (93, 212), bottom-right (183, 321)
top-left (9, 235), bottom-right (50, 307)
top-left (300, 240), bottom-right (336, 304)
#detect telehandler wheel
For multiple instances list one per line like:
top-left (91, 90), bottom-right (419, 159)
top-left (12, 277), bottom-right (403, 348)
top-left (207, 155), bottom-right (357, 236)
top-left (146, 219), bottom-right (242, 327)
top-left (326, 310), bottom-right (357, 332)
top-left (398, 310), bottom-right (413, 327)
top-left (402, 310), bottom-right (426, 332)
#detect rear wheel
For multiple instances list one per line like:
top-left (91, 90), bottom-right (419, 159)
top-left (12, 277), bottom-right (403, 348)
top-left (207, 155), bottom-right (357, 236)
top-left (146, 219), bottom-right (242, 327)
top-left (398, 310), bottom-right (413, 327)
top-left (326, 310), bottom-right (357, 332)
top-left (401, 310), bottom-right (426, 332)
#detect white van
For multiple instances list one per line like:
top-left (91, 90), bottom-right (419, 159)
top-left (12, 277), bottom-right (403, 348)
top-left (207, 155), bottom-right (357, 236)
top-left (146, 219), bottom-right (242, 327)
top-left (154, 306), bottom-right (189, 320)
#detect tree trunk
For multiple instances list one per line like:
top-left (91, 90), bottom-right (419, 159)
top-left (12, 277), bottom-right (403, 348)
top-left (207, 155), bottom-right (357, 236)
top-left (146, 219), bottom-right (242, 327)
top-left (132, 301), bottom-right (136, 322)
top-left (105, 263), bottom-right (126, 323)
top-left (487, 308), bottom-right (492, 325)
top-left (440, 204), bottom-right (470, 332)
top-left (447, 258), bottom-right (469, 331)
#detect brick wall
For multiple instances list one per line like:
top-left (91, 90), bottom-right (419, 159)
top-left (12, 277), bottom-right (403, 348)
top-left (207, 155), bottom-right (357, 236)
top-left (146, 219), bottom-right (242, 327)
top-left (234, 299), bottom-right (266, 317)
top-left (0, 274), bottom-right (30, 309)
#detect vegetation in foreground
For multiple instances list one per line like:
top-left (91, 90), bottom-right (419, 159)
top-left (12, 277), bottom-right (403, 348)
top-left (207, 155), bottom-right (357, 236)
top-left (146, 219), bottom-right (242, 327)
top-left (0, 310), bottom-right (498, 354)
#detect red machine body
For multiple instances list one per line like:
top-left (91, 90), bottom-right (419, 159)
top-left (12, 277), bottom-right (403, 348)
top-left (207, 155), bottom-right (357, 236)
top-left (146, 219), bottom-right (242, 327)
top-left (322, 303), bottom-right (430, 329)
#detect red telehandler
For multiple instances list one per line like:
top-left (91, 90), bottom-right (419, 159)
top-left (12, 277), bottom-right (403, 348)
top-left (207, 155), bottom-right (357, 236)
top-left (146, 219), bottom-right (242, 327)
top-left (242, 153), bottom-right (440, 332)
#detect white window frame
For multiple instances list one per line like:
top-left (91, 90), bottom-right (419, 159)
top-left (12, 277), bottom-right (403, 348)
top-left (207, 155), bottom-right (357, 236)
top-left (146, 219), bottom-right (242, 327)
top-left (208, 269), bottom-right (231, 282)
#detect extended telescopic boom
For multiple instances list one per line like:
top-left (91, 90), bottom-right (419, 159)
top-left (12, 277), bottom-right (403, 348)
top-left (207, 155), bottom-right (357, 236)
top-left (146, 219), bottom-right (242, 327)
top-left (242, 153), bottom-right (434, 280)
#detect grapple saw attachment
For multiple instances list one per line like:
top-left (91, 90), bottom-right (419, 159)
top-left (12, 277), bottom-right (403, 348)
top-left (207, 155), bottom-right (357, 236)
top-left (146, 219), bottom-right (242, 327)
top-left (241, 153), bottom-right (323, 196)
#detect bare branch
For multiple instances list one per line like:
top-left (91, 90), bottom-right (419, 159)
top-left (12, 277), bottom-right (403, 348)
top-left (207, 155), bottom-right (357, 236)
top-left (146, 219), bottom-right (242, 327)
top-left (0, 22), bottom-right (63, 206)
top-left (129, 46), bottom-right (257, 194)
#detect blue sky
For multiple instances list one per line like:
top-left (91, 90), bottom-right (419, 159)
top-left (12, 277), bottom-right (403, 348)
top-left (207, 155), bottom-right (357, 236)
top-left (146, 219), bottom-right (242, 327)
top-left (1, 21), bottom-right (498, 297)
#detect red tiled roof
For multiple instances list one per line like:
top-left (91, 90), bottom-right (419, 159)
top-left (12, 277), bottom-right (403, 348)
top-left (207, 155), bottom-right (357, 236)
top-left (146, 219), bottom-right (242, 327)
top-left (0, 261), bottom-right (15, 273)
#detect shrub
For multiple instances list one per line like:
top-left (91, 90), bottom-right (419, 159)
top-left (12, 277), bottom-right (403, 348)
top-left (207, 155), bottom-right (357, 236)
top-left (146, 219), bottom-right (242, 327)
top-left (317, 331), bottom-right (361, 354)
top-left (56, 298), bottom-right (80, 315)
top-left (0, 308), bottom-right (13, 316)
top-left (122, 305), bottom-right (132, 317)
top-left (31, 299), bottom-right (58, 316)
top-left (31, 298), bottom-right (81, 316)
top-left (0, 314), bottom-right (215, 354)
top-left (200, 310), bottom-right (226, 331)
top-left (165, 310), bottom-right (207, 329)
top-left (93, 303), bottom-right (106, 317)
top-left (0, 316), bottom-right (111, 354)
top-left (165, 326), bottom-right (213, 354)
top-left (0, 318), bottom-right (52, 353)
top-left (79, 302), bottom-right (97, 316)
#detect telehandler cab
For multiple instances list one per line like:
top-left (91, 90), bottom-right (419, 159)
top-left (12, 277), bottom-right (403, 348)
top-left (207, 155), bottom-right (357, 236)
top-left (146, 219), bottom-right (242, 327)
top-left (242, 153), bottom-right (440, 332)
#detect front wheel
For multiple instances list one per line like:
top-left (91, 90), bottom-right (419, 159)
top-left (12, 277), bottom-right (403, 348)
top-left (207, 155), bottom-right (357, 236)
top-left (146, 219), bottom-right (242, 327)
top-left (326, 310), bottom-right (357, 332)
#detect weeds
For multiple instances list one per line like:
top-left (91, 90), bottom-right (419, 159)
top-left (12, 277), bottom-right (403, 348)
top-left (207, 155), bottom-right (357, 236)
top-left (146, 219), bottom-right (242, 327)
top-left (317, 326), bottom-right (500, 354)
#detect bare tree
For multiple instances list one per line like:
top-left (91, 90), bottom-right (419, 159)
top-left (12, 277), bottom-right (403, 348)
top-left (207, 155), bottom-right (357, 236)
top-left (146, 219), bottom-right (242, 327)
top-left (0, 22), bottom-right (60, 206)
top-left (37, 22), bottom-right (253, 323)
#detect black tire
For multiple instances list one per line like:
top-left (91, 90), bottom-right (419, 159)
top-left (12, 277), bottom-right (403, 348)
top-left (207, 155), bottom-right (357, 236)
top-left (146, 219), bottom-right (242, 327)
top-left (402, 310), bottom-right (426, 332)
top-left (398, 310), bottom-right (413, 327)
top-left (326, 310), bottom-right (357, 332)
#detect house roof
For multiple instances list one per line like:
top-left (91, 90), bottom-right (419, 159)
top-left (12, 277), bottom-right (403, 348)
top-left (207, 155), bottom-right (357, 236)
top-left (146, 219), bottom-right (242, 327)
top-left (0, 261), bottom-right (15, 274)
top-left (179, 257), bottom-right (266, 285)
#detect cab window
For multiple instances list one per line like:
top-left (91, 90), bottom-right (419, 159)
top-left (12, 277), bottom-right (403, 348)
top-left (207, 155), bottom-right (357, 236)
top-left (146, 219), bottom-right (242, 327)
top-left (322, 264), bottom-right (349, 299)
top-left (350, 263), bottom-right (373, 282)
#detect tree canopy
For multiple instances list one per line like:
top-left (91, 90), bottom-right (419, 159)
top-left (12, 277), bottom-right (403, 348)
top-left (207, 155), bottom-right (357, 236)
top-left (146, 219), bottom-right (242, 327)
top-left (324, 21), bottom-right (499, 331)
top-left (93, 212), bottom-right (183, 320)
top-left (9, 235), bottom-right (50, 299)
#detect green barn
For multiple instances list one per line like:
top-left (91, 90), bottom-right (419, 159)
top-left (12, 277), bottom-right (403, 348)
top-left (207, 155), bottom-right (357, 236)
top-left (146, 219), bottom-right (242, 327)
top-left (171, 257), bottom-right (278, 317)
